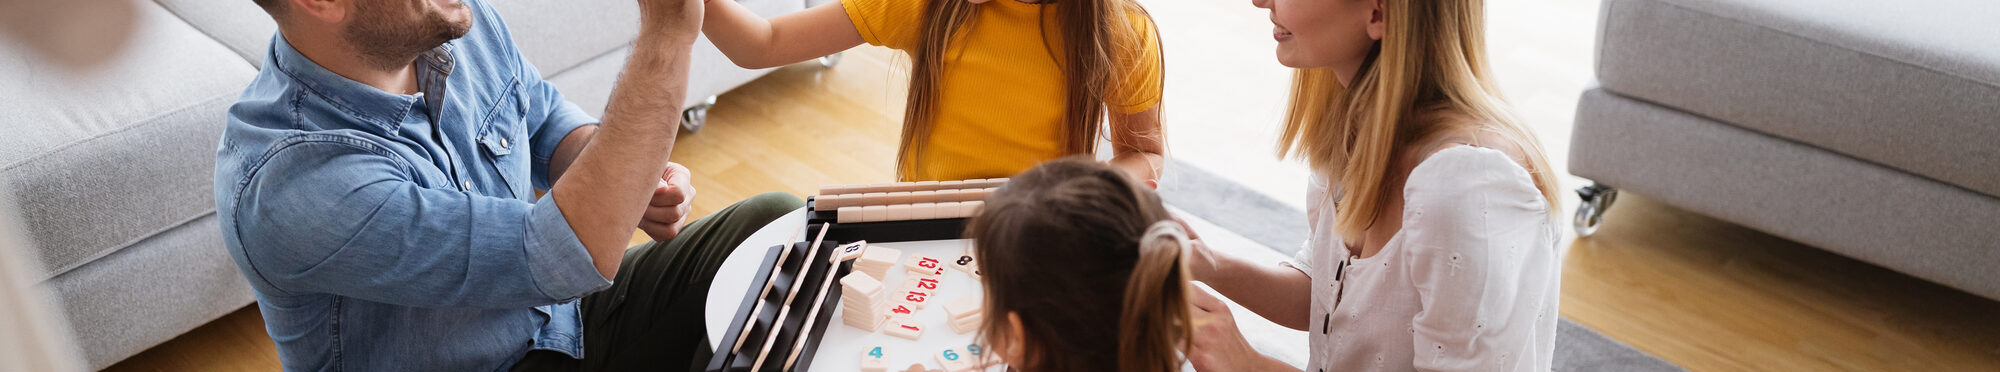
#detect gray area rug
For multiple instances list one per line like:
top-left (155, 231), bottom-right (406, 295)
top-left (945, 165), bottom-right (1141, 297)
top-left (1158, 160), bottom-right (1685, 371)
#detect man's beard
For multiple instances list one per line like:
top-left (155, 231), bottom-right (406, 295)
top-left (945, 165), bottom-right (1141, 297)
top-left (344, 0), bottom-right (472, 71)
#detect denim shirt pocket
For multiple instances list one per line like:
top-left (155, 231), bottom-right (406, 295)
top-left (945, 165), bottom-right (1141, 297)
top-left (478, 81), bottom-right (528, 199)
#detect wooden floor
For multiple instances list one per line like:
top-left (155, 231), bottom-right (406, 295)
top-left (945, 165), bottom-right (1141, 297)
top-left (1563, 193), bottom-right (2000, 371)
top-left (107, 46), bottom-right (2000, 371)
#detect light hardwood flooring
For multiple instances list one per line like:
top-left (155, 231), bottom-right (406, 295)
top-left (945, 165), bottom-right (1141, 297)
top-left (1563, 193), bottom-right (2000, 371)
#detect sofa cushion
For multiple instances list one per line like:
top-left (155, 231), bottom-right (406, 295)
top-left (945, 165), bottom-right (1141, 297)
top-left (540, 0), bottom-right (804, 113)
top-left (1595, 0), bottom-right (2000, 197)
top-left (156, 0), bottom-right (654, 74)
top-left (0, 4), bottom-right (254, 281)
top-left (490, 0), bottom-right (640, 75)
top-left (46, 214), bottom-right (252, 369)
top-left (152, 0), bottom-right (276, 68)
top-left (1570, 88), bottom-right (2000, 301)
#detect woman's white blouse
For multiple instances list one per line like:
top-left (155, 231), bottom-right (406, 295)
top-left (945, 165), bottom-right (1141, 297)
top-left (1284, 146), bottom-right (1561, 372)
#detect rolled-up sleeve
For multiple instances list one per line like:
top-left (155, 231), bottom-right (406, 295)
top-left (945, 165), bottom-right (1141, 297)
top-left (234, 138), bottom-right (611, 307)
top-left (523, 192), bottom-right (609, 299)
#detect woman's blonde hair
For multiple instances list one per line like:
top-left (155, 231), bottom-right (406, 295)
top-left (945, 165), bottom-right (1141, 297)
top-left (1275, 0), bottom-right (1560, 239)
top-left (898, 0), bottom-right (1159, 180)
top-left (967, 157), bottom-right (1192, 372)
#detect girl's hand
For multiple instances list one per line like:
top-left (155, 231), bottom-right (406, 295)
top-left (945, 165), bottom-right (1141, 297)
top-left (636, 0), bottom-right (704, 40)
top-left (1189, 288), bottom-right (1291, 372)
top-left (1106, 153), bottom-right (1161, 189)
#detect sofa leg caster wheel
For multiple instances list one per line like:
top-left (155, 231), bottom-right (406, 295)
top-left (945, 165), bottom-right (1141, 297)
top-left (817, 52), bottom-right (843, 68)
top-left (1574, 183), bottom-right (1618, 237)
top-left (681, 95), bottom-right (718, 132)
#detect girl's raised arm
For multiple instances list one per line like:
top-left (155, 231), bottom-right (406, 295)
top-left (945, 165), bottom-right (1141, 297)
top-left (1107, 106), bottom-right (1166, 188)
top-left (702, 0), bottom-right (864, 69)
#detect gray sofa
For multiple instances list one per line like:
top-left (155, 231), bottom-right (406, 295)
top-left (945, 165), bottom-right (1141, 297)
top-left (0, 0), bottom-right (820, 368)
top-left (1569, 0), bottom-right (2000, 300)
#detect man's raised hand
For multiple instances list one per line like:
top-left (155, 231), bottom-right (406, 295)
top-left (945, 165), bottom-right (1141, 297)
top-left (637, 0), bottom-right (705, 41)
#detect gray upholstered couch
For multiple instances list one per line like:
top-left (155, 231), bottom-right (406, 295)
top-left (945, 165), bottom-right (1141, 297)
top-left (0, 0), bottom-right (822, 368)
top-left (1569, 0), bottom-right (2000, 300)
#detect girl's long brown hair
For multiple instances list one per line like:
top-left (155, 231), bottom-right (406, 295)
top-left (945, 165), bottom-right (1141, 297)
top-left (966, 157), bottom-right (1192, 372)
top-left (897, 0), bottom-right (1156, 180)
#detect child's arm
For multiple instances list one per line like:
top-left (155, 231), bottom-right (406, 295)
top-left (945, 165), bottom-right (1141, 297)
top-left (1107, 107), bottom-right (1166, 188)
top-left (701, 0), bottom-right (864, 69)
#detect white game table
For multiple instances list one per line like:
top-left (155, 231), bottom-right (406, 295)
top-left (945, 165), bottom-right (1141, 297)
top-left (704, 208), bottom-right (1003, 372)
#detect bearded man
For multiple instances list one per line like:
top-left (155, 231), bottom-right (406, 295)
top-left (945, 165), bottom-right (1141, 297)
top-left (216, 0), bottom-right (802, 370)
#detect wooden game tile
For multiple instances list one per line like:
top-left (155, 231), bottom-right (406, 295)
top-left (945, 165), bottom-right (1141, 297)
top-left (904, 255), bottom-right (944, 273)
top-left (860, 205), bottom-right (888, 222)
top-left (859, 346), bottom-right (888, 372)
top-left (839, 272), bottom-right (884, 298)
top-left (942, 296), bottom-right (981, 321)
top-left (936, 348), bottom-right (976, 372)
top-left (885, 319), bottom-right (925, 340)
top-left (832, 241), bottom-right (869, 263)
top-left (897, 289), bottom-right (932, 310)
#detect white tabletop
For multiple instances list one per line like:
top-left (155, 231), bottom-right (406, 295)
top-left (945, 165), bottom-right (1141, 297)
top-left (704, 207), bottom-right (1001, 371)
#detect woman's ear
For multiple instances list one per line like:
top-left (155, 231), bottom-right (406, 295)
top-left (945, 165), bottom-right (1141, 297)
top-left (999, 312), bottom-right (1029, 366)
top-left (1365, 0), bottom-right (1386, 41)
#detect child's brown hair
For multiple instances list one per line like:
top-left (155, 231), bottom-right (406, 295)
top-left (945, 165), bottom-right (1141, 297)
top-left (966, 157), bottom-right (1192, 372)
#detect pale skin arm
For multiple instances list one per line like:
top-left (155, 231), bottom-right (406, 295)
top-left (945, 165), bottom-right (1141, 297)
top-left (1106, 106), bottom-right (1165, 188)
top-left (549, 125), bottom-right (697, 244)
top-left (701, 0), bottom-right (862, 69)
top-left (1188, 239), bottom-right (1314, 330)
top-left (1190, 288), bottom-right (1305, 372)
top-left (548, 125), bottom-right (596, 182)
top-left (1183, 224), bottom-right (1313, 371)
top-left (549, 0), bottom-right (704, 280)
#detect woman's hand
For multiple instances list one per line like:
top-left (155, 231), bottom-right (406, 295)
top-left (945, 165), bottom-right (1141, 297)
top-left (1188, 288), bottom-right (1296, 372)
top-left (1172, 217), bottom-right (1220, 281)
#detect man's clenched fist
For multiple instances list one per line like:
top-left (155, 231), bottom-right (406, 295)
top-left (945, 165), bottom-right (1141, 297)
top-left (640, 162), bottom-right (697, 241)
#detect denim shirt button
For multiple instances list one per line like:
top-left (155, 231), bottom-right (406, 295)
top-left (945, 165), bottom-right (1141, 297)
top-left (461, 181), bottom-right (472, 191)
top-left (500, 138), bottom-right (509, 149)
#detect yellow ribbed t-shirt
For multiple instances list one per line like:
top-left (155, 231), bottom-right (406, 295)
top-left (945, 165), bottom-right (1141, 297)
top-left (842, 0), bottom-right (1164, 181)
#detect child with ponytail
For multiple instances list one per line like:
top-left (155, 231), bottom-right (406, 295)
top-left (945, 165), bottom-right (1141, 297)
top-left (964, 157), bottom-right (1192, 372)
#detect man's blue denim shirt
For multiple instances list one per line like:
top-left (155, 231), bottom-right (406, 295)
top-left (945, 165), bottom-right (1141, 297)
top-left (214, 1), bottom-right (611, 370)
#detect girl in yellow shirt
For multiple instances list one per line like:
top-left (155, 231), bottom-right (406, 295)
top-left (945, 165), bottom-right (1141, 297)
top-left (700, 0), bottom-right (1166, 185)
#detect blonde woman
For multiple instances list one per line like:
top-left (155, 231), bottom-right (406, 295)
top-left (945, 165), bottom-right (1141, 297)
top-left (699, 0), bottom-right (1167, 184)
top-left (1181, 0), bottom-right (1563, 370)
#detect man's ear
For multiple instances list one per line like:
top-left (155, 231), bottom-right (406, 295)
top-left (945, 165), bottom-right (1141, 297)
top-left (1365, 0), bottom-right (1386, 41)
top-left (286, 0), bottom-right (350, 24)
